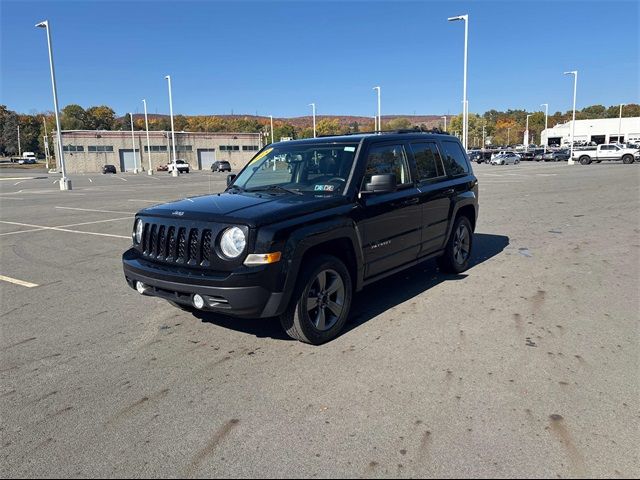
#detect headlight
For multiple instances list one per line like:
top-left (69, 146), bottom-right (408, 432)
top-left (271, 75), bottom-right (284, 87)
top-left (134, 219), bottom-right (143, 244)
top-left (219, 227), bottom-right (246, 258)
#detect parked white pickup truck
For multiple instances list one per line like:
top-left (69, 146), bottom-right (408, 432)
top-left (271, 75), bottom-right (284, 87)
top-left (573, 144), bottom-right (640, 165)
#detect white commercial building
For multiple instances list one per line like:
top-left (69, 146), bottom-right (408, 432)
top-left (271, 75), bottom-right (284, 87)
top-left (541, 117), bottom-right (640, 146)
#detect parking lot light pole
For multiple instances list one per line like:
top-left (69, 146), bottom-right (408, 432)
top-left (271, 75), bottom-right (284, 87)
top-left (142, 99), bottom-right (153, 175)
top-left (373, 86), bottom-right (381, 132)
top-left (42, 117), bottom-right (50, 169)
top-left (448, 14), bottom-right (469, 150)
top-left (482, 124), bottom-right (486, 150)
top-left (270, 115), bottom-right (274, 144)
top-left (309, 103), bottom-right (316, 138)
top-left (36, 20), bottom-right (70, 190)
top-left (541, 103), bottom-right (549, 154)
top-left (618, 103), bottom-right (625, 144)
top-left (165, 75), bottom-right (178, 176)
top-left (442, 116), bottom-right (447, 132)
top-left (129, 113), bottom-right (139, 174)
top-left (17, 125), bottom-right (21, 156)
top-left (525, 114), bottom-right (532, 152)
top-left (564, 71), bottom-right (578, 165)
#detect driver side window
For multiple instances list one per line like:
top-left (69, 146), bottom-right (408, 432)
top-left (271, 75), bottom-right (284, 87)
top-left (363, 144), bottom-right (411, 187)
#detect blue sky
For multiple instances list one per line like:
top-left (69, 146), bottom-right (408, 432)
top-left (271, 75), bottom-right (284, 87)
top-left (1, 0), bottom-right (638, 117)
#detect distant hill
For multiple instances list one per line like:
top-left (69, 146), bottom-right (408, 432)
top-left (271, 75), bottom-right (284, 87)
top-left (127, 113), bottom-right (450, 128)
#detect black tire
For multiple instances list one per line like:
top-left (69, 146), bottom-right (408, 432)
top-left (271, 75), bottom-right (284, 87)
top-left (579, 156), bottom-right (592, 165)
top-left (168, 300), bottom-right (195, 312)
top-left (279, 254), bottom-right (352, 345)
top-left (437, 216), bottom-right (473, 274)
top-left (622, 154), bottom-right (634, 164)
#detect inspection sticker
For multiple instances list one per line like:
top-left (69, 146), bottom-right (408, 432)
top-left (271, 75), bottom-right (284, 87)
top-left (314, 184), bottom-right (335, 192)
top-left (344, 146), bottom-right (356, 152)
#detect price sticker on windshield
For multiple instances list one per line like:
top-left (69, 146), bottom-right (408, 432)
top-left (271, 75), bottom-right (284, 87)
top-left (314, 184), bottom-right (335, 192)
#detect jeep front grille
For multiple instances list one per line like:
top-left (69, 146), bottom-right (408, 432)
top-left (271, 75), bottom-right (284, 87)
top-left (141, 222), bottom-right (213, 267)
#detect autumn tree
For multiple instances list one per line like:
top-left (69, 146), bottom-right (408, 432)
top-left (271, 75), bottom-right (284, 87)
top-left (86, 106), bottom-right (116, 130)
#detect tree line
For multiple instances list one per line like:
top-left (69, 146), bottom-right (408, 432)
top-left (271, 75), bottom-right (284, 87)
top-left (1, 103), bottom-right (638, 157)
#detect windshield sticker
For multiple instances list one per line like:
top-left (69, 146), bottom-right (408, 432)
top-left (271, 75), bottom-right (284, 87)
top-left (344, 146), bottom-right (356, 152)
top-left (314, 184), bottom-right (335, 192)
top-left (249, 148), bottom-right (273, 165)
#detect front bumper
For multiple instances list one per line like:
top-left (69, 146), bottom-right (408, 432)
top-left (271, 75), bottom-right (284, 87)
top-left (122, 248), bottom-right (284, 318)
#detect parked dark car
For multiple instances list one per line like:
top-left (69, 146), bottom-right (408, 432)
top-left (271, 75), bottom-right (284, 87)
top-left (543, 149), bottom-right (570, 162)
top-left (102, 164), bottom-right (117, 174)
top-left (123, 131), bottom-right (479, 344)
top-left (211, 160), bottom-right (232, 172)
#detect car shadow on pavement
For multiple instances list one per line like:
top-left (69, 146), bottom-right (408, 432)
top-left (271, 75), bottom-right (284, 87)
top-left (193, 233), bottom-right (509, 342)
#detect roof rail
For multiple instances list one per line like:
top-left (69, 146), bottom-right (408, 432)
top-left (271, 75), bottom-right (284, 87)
top-left (340, 127), bottom-right (450, 136)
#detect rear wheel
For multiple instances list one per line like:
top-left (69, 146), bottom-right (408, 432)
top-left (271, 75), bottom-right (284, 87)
top-left (579, 156), bottom-right (592, 165)
top-left (279, 255), bottom-right (352, 345)
top-left (438, 216), bottom-right (473, 274)
top-left (622, 154), bottom-right (634, 164)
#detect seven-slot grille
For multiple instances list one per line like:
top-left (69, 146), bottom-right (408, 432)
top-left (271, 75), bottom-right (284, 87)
top-left (141, 222), bottom-right (213, 267)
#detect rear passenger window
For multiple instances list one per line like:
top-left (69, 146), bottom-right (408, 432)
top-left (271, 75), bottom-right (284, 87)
top-left (440, 140), bottom-right (470, 176)
top-left (410, 142), bottom-right (445, 181)
top-left (363, 144), bottom-right (411, 186)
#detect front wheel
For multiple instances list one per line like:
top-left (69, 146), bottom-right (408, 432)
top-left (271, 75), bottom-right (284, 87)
top-left (438, 216), bottom-right (473, 274)
top-left (579, 156), bottom-right (592, 165)
top-left (279, 255), bottom-right (352, 345)
top-left (622, 154), bottom-right (635, 164)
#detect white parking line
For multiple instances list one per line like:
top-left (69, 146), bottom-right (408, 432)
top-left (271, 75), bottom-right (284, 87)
top-left (116, 177), bottom-right (128, 182)
top-left (55, 206), bottom-right (135, 215)
top-left (13, 181), bottom-right (25, 186)
top-left (0, 274), bottom-right (39, 288)
top-left (0, 220), bottom-right (131, 240)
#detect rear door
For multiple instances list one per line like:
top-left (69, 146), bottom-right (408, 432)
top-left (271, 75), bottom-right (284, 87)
top-left (356, 142), bottom-right (422, 279)
top-left (408, 141), bottom-right (452, 256)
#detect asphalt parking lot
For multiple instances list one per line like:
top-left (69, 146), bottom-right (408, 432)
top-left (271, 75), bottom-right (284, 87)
top-left (1, 162), bottom-right (639, 478)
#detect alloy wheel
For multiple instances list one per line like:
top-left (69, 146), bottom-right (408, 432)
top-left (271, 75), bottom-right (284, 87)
top-left (305, 269), bottom-right (345, 331)
top-left (453, 224), bottom-right (470, 265)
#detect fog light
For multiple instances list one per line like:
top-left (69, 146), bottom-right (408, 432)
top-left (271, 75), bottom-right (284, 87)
top-left (193, 294), bottom-right (205, 309)
top-left (136, 281), bottom-right (147, 294)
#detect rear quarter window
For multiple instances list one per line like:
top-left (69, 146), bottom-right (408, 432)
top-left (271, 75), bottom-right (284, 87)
top-left (440, 140), bottom-right (470, 176)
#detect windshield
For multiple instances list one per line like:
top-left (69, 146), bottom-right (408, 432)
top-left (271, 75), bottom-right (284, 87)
top-left (232, 142), bottom-right (359, 195)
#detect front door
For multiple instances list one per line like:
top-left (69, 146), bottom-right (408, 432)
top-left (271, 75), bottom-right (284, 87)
top-left (355, 143), bottom-right (421, 279)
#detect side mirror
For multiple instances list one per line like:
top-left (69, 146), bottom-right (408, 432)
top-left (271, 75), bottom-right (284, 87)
top-left (364, 174), bottom-right (397, 194)
top-left (226, 174), bottom-right (237, 186)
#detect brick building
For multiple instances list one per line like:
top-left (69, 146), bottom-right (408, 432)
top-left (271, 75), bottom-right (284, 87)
top-left (55, 130), bottom-right (264, 173)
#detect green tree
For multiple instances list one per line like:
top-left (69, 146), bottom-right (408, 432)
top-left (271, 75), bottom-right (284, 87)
top-left (385, 117), bottom-right (413, 130)
top-left (1, 108), bottom-right (19, 155)
top-left (61, 104), bottom-right (89, 130)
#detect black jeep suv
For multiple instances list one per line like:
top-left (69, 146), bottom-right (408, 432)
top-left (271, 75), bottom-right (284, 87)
top-left (123, 131), bottom-right (478, 344)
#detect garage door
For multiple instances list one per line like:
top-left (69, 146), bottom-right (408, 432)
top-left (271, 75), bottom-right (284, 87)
top-left (119, 149), bottom-right (139, 172)
top-left (198, 149), bottom-right (216, 170)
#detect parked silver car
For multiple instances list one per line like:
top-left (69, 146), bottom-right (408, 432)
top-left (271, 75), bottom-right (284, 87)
top-left (490, 152), bottom-right (521, 165)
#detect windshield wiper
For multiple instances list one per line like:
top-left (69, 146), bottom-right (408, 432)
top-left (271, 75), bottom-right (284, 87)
top-left (247, 185), bottom-right (303, 195)
top-left (226, 184), bottom-right (245, 193)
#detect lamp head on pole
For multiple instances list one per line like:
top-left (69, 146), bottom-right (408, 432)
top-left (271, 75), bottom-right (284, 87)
top-left (563, 70), bottom-right (577, 76)
top-left (448, 14), bottom-right (467, 22)
top-left (35, 20), bottom-right (48, 28)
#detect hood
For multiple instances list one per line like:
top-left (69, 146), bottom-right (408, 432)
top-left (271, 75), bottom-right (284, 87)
top-left (139, 191), bottom-right (349, 226)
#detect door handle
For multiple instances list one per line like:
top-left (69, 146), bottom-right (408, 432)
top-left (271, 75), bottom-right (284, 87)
top-left (390, 197), bottom-right (419, 208)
